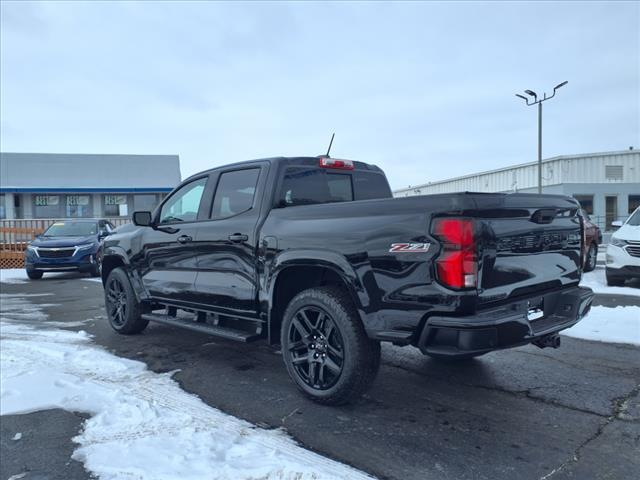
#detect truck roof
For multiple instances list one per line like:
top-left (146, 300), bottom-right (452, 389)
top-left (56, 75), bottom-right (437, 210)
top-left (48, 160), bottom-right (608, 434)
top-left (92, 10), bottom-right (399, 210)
top-left (187, 156), bottom-right (385, 182)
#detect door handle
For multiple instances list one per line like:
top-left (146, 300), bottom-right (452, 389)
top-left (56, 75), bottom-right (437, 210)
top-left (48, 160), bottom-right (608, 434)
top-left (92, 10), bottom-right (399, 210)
top-left (177, 235), bottom-right (192, 244)
top-left (228, 233), bottom-right (248, 243)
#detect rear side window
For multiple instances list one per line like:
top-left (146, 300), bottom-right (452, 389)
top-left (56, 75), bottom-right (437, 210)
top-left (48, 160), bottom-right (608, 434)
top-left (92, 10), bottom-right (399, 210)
top-left (353, 171), bottom-right (392, 200)
top-left (278, 167), bottom-right (391, 207)
top-left (211, 168), bottom-right (260, 219)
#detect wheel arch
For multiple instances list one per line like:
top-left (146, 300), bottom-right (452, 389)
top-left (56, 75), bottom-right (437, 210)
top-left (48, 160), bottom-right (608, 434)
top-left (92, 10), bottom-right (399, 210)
top-left (266, 253), bottom-right (368, 345)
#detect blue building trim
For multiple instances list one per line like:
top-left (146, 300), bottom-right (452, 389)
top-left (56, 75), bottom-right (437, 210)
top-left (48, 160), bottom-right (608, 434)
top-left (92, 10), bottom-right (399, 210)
top-left (0, 187), bottom-right (173, 193)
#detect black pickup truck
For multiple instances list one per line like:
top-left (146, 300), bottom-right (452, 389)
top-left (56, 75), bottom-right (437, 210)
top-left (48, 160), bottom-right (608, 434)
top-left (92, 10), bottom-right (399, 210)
top-left (101, 156), bottom-right (594, 404)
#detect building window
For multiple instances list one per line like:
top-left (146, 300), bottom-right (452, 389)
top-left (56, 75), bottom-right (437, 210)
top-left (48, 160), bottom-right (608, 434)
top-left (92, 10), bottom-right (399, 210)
top-left (605, 165), bottom-right (623, 181)
top-left (104, 195), bottom-right (129, 217)
top-left (605, 196), bottom-right (618, 230)
top-left (134, 194), bottom-right (158, 212)
top-left (573, 195), bottom-right (594, 215)
top-left (0, 194), bottom-right (5, 219)
top-left (34, 195), bottom-right (61, 218)
top-left (66, 195), bottom-right (91, 218)
top-left (629, 195), bottom-right (640, 214)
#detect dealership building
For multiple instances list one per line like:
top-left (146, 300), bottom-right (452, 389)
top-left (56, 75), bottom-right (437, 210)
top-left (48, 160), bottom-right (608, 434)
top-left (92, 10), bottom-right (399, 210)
top-left (394, 149), bottom-right (640, 231)
top-left (0, 152), bottom-right (181, 220)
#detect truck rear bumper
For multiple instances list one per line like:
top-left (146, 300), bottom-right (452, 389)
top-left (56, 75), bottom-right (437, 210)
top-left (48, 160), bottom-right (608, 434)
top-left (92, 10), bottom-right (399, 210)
top-left (417, 285), bottom-right (594, 358)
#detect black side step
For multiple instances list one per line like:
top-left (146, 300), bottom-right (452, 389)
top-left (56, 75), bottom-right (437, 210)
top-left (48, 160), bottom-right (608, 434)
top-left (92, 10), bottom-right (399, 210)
top-left (141, 313), bottom-right (262, 343)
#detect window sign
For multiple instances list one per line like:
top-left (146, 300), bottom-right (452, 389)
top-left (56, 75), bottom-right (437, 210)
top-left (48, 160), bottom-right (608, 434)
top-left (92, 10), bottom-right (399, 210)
top-left (66, 195), bottom-right (90, 206)
top-left (105, 195), bottom-right (127, 205)
top-left (35, 195), bottom-right (60, 206)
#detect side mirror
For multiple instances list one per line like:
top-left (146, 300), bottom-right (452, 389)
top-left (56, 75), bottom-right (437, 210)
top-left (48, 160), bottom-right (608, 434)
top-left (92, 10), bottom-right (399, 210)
top-left (133, 211), bottom-right (153, 227)
top-left (611, 220), bottom-right (624, 228)
top-left (99, 229), bottom-right (110, 238)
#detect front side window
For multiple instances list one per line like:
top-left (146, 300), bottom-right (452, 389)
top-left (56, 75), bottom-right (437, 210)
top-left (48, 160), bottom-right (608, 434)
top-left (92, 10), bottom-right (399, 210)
top-left (159, 177), bottom-right (207, 224)
top-left (211, 169), bottom-right (260, 219)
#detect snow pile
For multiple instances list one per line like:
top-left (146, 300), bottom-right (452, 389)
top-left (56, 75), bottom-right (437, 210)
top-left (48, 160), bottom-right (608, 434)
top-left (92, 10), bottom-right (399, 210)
top-left (580, 268), bottom-right (640, 297)
top-left (0, 269), bottom-right (29, 285)
top-left (1, 320), bottom-right (372, 479)
top-left (562, 305), bottom-right (640, 346)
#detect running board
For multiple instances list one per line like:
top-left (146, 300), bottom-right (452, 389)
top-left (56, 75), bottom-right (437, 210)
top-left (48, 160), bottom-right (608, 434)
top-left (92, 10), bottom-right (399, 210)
top-left (141, 313), bottom-right (262, 343)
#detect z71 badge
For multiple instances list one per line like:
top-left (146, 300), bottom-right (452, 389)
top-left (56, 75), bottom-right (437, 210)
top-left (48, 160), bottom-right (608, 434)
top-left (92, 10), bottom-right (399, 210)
top-left (389, 243), bottom-right (431, 253)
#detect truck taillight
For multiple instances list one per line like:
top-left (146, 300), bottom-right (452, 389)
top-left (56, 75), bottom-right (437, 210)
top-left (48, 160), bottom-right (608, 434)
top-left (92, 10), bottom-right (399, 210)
top-left (319, 158), bottom-right (355, 170)
top-left (432, 218), bottom-right (477, 289)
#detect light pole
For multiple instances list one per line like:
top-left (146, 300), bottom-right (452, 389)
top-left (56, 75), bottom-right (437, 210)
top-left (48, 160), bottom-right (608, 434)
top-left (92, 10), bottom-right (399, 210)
top-left (516, 81), bottom-right (568, 194)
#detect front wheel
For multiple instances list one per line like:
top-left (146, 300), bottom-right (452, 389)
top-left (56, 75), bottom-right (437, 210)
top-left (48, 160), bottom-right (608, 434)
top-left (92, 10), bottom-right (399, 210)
top-left (584, 244), bottom-right (597, 272)
top-left (105, 267), bottom-right (148, 334)
top-left (90, 256), bottom-right (102, 278)
top-left (26, 270), bottom-right (43, 280)
top-left (606, 269), bottom-right (625, 287)
top-left (281, 286), bottom-right (381, 405)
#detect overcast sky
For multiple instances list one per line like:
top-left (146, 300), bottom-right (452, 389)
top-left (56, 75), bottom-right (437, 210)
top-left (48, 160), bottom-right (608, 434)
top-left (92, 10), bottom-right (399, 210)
top-left (1, 1), bottom-right (638, 189)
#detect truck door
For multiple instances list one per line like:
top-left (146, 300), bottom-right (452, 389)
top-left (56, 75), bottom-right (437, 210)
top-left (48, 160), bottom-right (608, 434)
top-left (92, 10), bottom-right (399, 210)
top-left (193, 163), bottom-right (267, 317)
top-left (139, 175), bottom-right (210, 304)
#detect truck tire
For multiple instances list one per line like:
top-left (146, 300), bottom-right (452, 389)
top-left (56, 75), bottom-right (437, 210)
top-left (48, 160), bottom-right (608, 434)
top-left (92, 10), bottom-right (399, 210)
top-left (281, 286), bottom-right (381, 405)
top-left (105, 267), bottom-right (148, 334)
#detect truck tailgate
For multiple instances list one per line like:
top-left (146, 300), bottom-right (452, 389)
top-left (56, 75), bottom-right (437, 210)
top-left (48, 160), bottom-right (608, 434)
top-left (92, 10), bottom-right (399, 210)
top-left (473, 195), bottom-right (582, 305)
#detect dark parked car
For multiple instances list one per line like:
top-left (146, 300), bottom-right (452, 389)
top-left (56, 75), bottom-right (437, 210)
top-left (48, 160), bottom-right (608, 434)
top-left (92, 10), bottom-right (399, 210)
top-left (101, 156), bottom-right (593, 404)
top-left (578, 209), bottom-right (603, 272)
top-left (25, 219), bottom-right (115, 279)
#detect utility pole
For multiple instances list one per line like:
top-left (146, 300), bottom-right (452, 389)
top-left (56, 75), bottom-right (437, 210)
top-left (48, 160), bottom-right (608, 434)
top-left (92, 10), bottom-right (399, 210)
top-left (516, 81), bottom-right (568, 194)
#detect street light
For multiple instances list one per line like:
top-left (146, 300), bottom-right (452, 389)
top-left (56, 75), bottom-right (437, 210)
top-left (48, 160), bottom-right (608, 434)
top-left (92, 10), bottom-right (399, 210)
top-left (515, 81), bottom-right (568, 194)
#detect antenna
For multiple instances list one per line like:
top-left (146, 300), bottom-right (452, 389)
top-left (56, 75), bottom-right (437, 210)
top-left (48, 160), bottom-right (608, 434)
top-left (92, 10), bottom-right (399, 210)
top-left (325, 133), bottom-right (335, 157)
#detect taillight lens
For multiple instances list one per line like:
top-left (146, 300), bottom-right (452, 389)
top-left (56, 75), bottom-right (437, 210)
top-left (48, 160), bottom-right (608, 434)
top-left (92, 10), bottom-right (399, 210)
top-left (432, 218), bottom-right (477, 289)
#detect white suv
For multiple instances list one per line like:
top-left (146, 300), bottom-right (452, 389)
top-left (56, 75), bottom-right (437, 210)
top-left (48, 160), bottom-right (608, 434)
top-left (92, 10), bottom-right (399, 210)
top-left (606, 207), bottom-right (640, 286)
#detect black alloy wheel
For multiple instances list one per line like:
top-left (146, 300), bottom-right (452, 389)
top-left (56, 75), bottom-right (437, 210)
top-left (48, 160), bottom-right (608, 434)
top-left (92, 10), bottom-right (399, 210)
top-left (281, 286), bottom-right (381, 405)
top-left (106, 276), bottom-right (128, 327)
top-left (104, 267), bottom-right (148, 334)
top-left (287, 306), bottom-right (345, 390)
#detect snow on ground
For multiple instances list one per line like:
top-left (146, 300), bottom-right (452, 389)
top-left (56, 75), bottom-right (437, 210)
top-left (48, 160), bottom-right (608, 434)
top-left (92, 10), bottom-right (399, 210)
top-left (0, 269), bottom-right (101, 285)
top-left (562, 305), bottom-right (640, 345)
top-left (0, 269), bottom-right (29, 284)
top-left (0, 295), bottom-right (373, 480)
top-left (580, 268), bottom-right (640, 298)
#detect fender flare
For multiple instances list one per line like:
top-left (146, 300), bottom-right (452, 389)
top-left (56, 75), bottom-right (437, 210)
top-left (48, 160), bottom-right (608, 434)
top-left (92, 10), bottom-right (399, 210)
top-left (101, 246), bottom-right (148, 301)
top-left (264, 248), bottom-right (372, 319)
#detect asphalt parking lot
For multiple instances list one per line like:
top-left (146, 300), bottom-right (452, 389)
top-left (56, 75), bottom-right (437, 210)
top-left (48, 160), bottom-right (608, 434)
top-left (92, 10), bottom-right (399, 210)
top-left (1, 274), bottom-right (639, 480)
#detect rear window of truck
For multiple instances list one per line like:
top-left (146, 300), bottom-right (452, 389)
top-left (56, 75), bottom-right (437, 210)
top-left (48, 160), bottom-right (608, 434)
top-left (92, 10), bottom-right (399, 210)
top-left (277, 167), bottom-right (392, 207)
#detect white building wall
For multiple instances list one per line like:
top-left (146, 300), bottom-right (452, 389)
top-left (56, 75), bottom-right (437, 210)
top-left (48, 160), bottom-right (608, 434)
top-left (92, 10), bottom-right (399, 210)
top-left (395, 150), bottom-right (640, 196)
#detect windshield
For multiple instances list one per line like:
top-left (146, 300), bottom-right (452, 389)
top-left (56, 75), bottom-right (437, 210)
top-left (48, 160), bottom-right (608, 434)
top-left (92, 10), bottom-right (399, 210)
top-left (627, 209), bottom-right (640, 226)
top-left (43, 221), bottom-right (98, 237)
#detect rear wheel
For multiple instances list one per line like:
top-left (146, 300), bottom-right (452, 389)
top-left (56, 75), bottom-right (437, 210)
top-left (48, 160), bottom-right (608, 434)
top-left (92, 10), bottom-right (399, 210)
top-left (26, 270), bottom-right (43, 280)
top-left (90, 255), bottom-right (102, 277)
top-left (105, 267), bottom-right (148, 334)
top-left (606, 269), bottom-right (625, 287)
top-left (281, 286), bottom-right (381, 405)
top-left (584, 244), bottom-right (597, 272)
